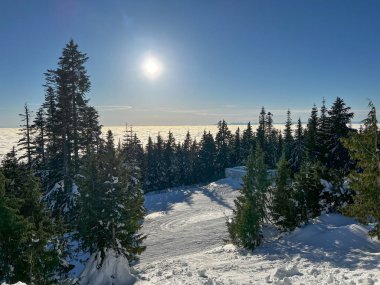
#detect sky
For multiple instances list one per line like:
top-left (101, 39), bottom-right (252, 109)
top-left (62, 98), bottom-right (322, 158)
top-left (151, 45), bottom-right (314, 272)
top-left (0, 0), bottom-right (379, 127)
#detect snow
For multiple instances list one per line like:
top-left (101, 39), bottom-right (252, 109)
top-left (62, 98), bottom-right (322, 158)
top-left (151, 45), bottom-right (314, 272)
top-left (79, 249), bottom-right (136, 285)
top-left (225, 166), bottom-right (246, 180)
top-left (1, 283), bottom-right (27, 285)
top-left (133, 175), bottom-right (380, 285)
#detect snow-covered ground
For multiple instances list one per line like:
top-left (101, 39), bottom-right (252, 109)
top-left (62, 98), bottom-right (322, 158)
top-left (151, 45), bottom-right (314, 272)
top-left (134, 177), bottom-right (380, 285)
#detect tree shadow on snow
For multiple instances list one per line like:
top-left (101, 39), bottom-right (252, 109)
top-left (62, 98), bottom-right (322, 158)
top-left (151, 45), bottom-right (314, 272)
top-left (200, 185), bottom-right (234, 210)
top-left (144, 186), bottom-right (195, 213)
top-left (257, 226), bottom-right (380, 270)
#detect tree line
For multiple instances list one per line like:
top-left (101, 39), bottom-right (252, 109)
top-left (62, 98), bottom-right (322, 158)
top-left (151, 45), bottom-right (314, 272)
top-left (228, 98), bottom-right (380, 250)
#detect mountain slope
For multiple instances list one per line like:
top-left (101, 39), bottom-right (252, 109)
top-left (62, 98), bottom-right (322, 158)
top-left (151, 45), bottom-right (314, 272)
top-left (135, 177), bottom-right (380, 285)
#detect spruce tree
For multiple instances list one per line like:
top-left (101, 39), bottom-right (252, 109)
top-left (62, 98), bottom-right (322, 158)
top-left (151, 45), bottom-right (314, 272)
top-left (316, 98), bottom-right (330, 165)
top-left (198, 131), bottom-right (217, 182)
top-left (231, 127), bottom-right (242, 166)
top-left (294, 161), bottom-right (324, 222)
top-left (283, 109), bottom-right (293, 162)
top-left (144, 136), bottom-right (156, 192)
top-left (241, 122), bottom-right (255, 163)
top-left (289, 118), bottom-right (304, 173)
top-left (18, 104), bottom-right (34, 168)
top-left (76, 130), bottom-right (145, 264)
top-left (215, 120), bottom-right (232, 177)
top-left (122, 125), bottom-right (144, 188)
top-left (40, 40), bottom-right (101, 218)
top-left (271, 154), bottom-right (298, 231)
top-left (0, 160), bottom-right (60, 284)
top-left (342, 101), bottom-right (380, 238)
top-left (228, 145), bottom-right (269, 249)
top-left (325, 97), bottom-right (354, 174)
top-left (163, 131), bottom-right (176, 188)
top-left (304, 105), bottom-right (319, 161)
top-left (31, 107), bottom-right (46, 168)
top-left (256, 107), bottom-right (266, 150)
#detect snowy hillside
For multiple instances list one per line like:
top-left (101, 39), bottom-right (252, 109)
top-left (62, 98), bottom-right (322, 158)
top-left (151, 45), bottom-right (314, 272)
top-left (134, 177), bottom-right (380, 285)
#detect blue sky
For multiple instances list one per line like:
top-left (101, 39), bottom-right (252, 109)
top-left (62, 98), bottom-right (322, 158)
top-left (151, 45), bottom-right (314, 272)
top-left (1, 0), bottom-right (379, 127)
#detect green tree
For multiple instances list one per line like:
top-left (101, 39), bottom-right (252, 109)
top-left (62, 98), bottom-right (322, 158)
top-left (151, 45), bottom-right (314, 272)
top-left (304, 105), bottom-right (319, 161)
top-left (294, 161), bottom-right (324, 222)
top-left (76, 130), bottom-right (145, 263)
top-left (198, 131), bottom-right (217, 182)
top-left (241, 122), bottom-right (255, 163)
top-left (290, 118), bottom-right (305, 173)
top-left (283, 109), bottom-right (293, 162)
top-left (325, 97), bottom-right (354, 174)
top-left (231, 127), bottom-right (242, 166)
top-left (18, 104), bottom-right (34, 168)
top-left (215, 120), bottom-right (232, 177)
top-left (342, 101), bottom-right (380, 238)
top-left (271, 154), bottom-right (298, 231)
top-left (0, 162), bottom-right (60, 284)
top-left (228, 145), bottom-right (269, 249)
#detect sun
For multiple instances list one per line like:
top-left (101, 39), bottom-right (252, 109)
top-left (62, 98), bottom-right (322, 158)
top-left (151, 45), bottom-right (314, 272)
top-left (141, 56), bottom-right (163, 79)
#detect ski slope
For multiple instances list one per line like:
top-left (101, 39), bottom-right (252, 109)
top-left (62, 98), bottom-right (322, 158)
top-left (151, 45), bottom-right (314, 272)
top-left (134, 177), bottom-right (380, 285)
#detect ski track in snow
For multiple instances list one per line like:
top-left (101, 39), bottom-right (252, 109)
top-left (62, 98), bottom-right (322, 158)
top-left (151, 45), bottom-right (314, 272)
top-left (134, 178), bottom-right (380, 285)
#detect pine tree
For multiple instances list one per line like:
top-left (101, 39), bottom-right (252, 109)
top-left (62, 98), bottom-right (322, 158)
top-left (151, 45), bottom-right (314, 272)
top-left (325, 97), bottom-right (354, 175)
top-left (179, 131), bottom-right (195, 185)
top-left (231, 127), bottom-right (242, 166)
top-left (294, 161), bottom-right (324, 221)
top-left (189, 138), bottom-right (199, 184)
top-left (198, 131), bottom-right (217, 182)
top-left (18, 104), bottom-right (34, 168)
top-left (144, 136), bottom-right (156, 192)
top-left (316, 98), bottom-right (330, 165)
top-left (241, 122), bottom-right (255, 163)
top-left (163, 131), bottom-right (176, 188)
top-left (0, 161), bottom-right (60, 284)
top-left (31, 107), bottom-right (46, 168)
top-left (271, 154), bottom-right (298, 231)
top-left (122, 125), bottom-right (144, 190)
top-left (289, 118), bottom-right (304, 173)
top-left (40, 40), bottom-right (100, 218)
top-left (304, 105), bottom-right (319, 161)
top-left (228, 145), bottom-right (269, 249)
top-left (76, 130), bottom-right (145, 264)
top-left (342, 101), bottom-right (380, 238)
top-left (283, 109), bottom-right (293, 162)
top-left (266, 112), bottom-right (280, 168)
top-left (256, 107), bottom-right (266, 150)
top-left (215, 120), bottom-right (232, 177)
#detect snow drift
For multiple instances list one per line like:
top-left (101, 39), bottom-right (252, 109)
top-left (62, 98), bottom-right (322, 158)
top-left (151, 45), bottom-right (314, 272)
top-left (79, 249), bottom-right (136, 285)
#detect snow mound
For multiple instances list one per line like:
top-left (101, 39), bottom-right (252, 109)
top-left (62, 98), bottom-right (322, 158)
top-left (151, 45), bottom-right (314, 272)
top-left (273, 265), bottom-right (302, 279)
top-left (288, 214), bottom-right (380, 253)
top-left (79, 249), bottom-right (136, 285)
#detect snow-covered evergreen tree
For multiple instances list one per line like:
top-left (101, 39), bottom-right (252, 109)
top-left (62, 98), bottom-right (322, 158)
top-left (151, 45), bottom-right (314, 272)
top-left (76, 130), bottom-right (145, 265)
top-left (215, 120), bottom-right (232, 177)
top-left (342, 101), bottom-right (380, 238)
top-left (304, 105), bottom-right (319, 161)
top-left (241, 122), bottom-right (255, 164)
top-left (271, 154), bottom-right (298, 231)
top-left (283, 109), bottom-right (293, 162)
top-left (228, 145), bottom-right (269, 249)
top-left (289, 118), bottom-right (305, 173)
top-left (0, 158), bottom-right (60, 285)
top-left (198, 131), bottom-right (217, 182)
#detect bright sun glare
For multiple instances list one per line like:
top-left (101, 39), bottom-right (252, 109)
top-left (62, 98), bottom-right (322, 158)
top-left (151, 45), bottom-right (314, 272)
top-left (141, 56), bottom-right (163, 79)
